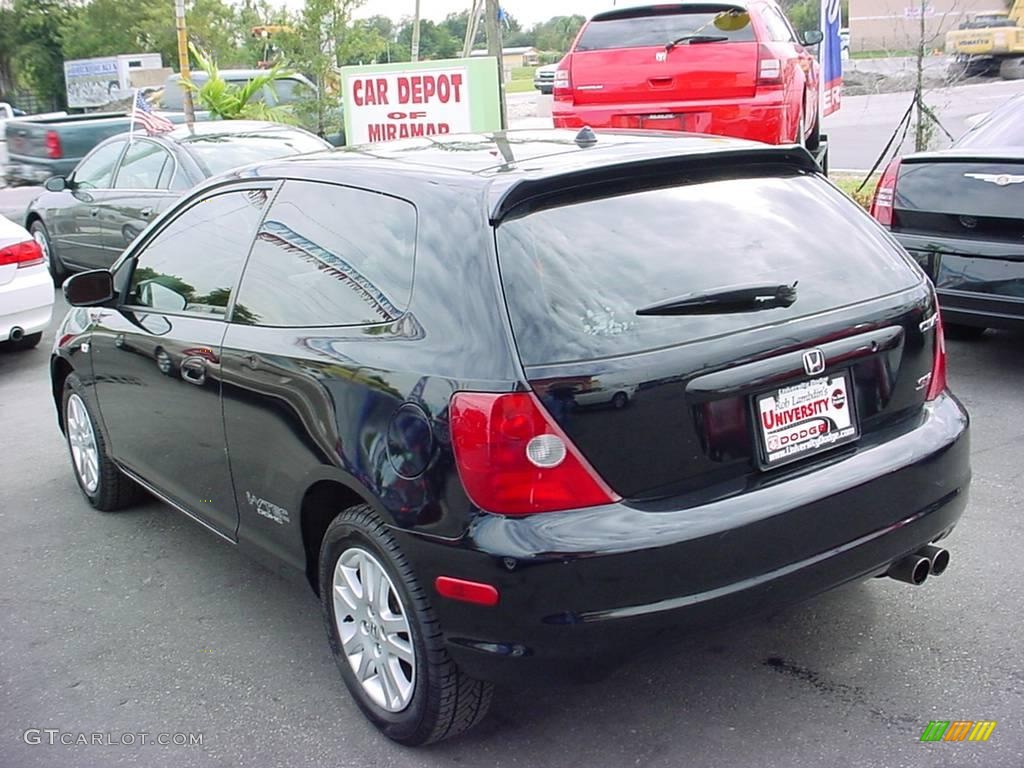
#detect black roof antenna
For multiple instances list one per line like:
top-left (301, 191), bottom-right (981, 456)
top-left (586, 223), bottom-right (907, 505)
top-left (575, 126), bottom-right (597, 148)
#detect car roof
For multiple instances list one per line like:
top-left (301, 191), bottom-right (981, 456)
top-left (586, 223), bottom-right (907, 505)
top-left (103, 121), bottom-right (323, 146)
top-left (239, 129), bottom-right (819, 221)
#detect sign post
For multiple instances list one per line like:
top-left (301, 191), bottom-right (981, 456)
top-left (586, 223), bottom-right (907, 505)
top-left (820, 0), bottom-right (843, 117)
top-left (340, 58), bottom-right (502, 145)
top-left (174, 0), bottom-right (195, 124)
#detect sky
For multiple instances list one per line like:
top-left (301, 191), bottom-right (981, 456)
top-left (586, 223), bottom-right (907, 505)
top-left (280, 0), bottom-right (616, 27)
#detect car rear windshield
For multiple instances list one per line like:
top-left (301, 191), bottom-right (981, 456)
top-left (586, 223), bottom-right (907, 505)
top-left (955, 97), bottom-right (1024, 149)
top-left (496, 173), bottom-right (921, 366)
top-left (181, 131), bottom-right (326, 176)
top-left (575, 8), bottom-right (755, 51)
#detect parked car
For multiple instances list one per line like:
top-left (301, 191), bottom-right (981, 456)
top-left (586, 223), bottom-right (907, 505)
top-left (552, 1), bottom-right (823, 147)
top-left (0, 214), bottom-right (52, 350)
top-left (26, 120), bottom-right (330, 284)
top-left (162, 70), bottom-right (345, 146)
top-left (870, 92), bottom-right (1024, 337)
top-left (533, 63), bottom-right (558, 93)
top-left (4, 108), bottom-right (192, 187)
top-left (52, 129), bottom-right (968, 745)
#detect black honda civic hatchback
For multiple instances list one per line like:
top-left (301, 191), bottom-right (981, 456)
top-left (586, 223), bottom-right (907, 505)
top-left (51, 129), bottom-right (970, 745)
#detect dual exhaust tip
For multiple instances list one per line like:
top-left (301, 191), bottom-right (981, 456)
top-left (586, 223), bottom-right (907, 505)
top-left (888, 544), bottom-right (950, 586)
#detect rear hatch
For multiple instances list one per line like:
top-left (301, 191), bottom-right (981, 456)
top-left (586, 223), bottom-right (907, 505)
top-left (893, 155), bottom-right (1024, 299)
top-left (568, 4), bottom-right (759, 107)
top-left (496, 165), bottom-right (935, 502)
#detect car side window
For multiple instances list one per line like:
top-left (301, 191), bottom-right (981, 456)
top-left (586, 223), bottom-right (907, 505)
top-left (231, 180), bottom-right (416, 327)
top-left (762, 7), bottom-right (796, 42)
top-left (125, 189), bottom-right (270, 317)
top-left (114, 140), bottom-right (175, 190)
top-left (73, 141), bottom-right (127, 189)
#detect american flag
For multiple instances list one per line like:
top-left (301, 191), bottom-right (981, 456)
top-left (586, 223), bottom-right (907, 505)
top-left (132, 91), bottom-right (174, 136)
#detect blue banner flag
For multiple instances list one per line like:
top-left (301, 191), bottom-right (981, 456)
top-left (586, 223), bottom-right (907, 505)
top-left (820, 0), bottom-right (842, 115)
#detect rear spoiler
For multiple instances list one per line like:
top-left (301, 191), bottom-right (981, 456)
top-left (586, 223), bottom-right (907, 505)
top-left (590, 2), bottom-right (748, 22)
top-left (489, 144), bottom-right (820, 224)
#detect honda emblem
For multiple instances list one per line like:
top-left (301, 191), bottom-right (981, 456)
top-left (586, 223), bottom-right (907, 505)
top-left (802, 349), bottom-right (825, 376)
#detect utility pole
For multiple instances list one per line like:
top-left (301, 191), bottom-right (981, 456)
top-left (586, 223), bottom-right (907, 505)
top-left (174, 0), bottom-right (195, 124)
top-left (914, 0), bottom-right (927, 150)
top-left (463, 0), bottom-right (483, 57)
top-left (484, 0), bottom-right (507, 129)
top-left (411, 0), bottom-right (422, 62)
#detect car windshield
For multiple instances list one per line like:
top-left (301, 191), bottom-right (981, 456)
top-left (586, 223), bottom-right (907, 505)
top-left (576, 9), bottom-right (754, 51)
top-left (956, 96), bottom-right (1024, 148)
top-left (181, 131), bottom-right (327, 176)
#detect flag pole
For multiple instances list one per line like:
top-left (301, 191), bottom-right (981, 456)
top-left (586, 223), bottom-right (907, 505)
top-left (128, 88), bottom-right (138, 145)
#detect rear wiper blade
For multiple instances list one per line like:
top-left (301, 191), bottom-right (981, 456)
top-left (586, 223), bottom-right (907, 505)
top-left (636, 282), bottom-right (798, 316)
top-left (666, 34), bottom-right (730, 49)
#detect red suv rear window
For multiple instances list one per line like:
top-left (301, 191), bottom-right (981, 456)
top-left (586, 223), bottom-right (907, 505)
top-left (575, 6), bottom-right (756, 51)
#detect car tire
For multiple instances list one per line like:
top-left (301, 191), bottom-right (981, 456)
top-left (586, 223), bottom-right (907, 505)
top-left (805, 104), bottom-right (821, 152)
top-left (319, 505), bottom-right (493, 745)
top-left (612, 392), bottom-right (629, 409)
top-left (30, 220), bottom-right (67, 287)
top-left (4, 332), bottom-right (43, 351)
top-left (61, 373), bottom-right (147, 511)
top-left (944, 324), bottom-right (987, 341)
top-left (1000, 57), bottom-right (1024, 80)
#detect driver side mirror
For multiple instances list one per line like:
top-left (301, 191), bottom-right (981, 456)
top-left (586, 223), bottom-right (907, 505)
top-left (800, 30), bottom-right (824, 46)
top-left (44, 176), bottom-right (68, 193)
top-left (64, 269), bottom-right (114, 307)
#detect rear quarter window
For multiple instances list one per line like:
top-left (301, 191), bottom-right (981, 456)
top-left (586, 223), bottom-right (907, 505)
top-left (497, 173), bottom-right (921, 366)
top-left (576, 8), bottom-right (756, 50)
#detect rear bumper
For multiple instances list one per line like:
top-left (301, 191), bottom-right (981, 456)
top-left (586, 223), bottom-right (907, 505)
top-left (0, 265), bottom-right (54, 340)
top-left (4, 156), bottom-right (75, 185)
top-left (551, 93), bottom-right (787, 144)
top-left (896, 232), bottom-right (1024, 330)
top-left (395, 393), bottom-right (969, 682)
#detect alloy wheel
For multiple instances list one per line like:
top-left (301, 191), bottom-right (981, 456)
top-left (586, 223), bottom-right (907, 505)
top-left (66, 393), bottom-right (100, 493)
top-left (32, 228), bottom-right (50, 270)
top-left (333, 547), bottom-right (416, 712)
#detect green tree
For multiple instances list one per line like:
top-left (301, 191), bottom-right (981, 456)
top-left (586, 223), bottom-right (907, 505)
top-left (531, 15), bottom-right (586, 53)
top-left (185, 44), bottom-right (296, 122)
top-left (14, 0), bottom-right (70, 107)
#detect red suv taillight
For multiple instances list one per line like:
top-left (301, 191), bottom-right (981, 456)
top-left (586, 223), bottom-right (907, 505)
top-left (45, 130), bottom-right (63, 159)
top-left (0, 238), bottom-right (44, 268)
top-left (553, 64), bottom-right (572, 101)
top-left (925, 307), bottom-right (948, 401)
top-left (869, 156), bottom-right (902, 227)
top-left (449, 391), bottom-right (620, 515)
top-left (756, 44), bottom-right (782, 86)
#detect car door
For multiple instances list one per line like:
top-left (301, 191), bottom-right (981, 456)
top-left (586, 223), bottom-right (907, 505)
top-left (105, 139), bottom-right (190, 256)
top-left (52, 139), bottom-right (128, 270)
top-left (89, 184), bottom-right (273, 538)
top-left (219, 179), bottom-right (417, 566)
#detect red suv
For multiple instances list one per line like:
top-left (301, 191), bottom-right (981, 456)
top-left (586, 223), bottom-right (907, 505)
top-left (553, 2), bottom-right (823, 148)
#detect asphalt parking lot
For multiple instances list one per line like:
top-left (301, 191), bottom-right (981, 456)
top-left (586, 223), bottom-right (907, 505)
top-left (1, 292), bottom-right (1022, 768)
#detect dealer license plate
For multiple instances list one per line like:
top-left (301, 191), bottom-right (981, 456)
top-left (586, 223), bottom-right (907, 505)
top-left (754, 373), bottom-right (859, 468)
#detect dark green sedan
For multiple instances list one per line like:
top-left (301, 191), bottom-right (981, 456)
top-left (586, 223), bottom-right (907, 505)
top-left (26, 120), bottom-right (330, 284)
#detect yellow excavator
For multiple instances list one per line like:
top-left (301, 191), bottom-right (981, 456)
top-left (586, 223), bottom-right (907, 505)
top-left (946, 0), bottom-right (1024, 79)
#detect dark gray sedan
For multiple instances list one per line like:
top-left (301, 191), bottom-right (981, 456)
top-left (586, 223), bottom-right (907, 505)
top-left (26, 120), bottom-right (330, 284)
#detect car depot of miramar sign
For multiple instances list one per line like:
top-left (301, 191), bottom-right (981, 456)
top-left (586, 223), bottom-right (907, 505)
top-left (340, 57), bottom-right (502, 144)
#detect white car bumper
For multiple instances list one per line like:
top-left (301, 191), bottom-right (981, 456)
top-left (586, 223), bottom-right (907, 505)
top-left (0, 264), bottom-right (54, 340)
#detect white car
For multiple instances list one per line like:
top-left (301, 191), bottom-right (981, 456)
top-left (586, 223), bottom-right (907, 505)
top-left (0, 214), bottom-right (53, 350)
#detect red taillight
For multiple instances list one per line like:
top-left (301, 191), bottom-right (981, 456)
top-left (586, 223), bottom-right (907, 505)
top-left (756, 44), bottom-right (782, 86)
top-left (869, 156), bottom-right (902, 227)
top-left (0, 238), bottom-right (44, 268)
top-left (434, 576), bottom-right (500, 607)
top-left (449, 391), bottom-right (620, 515)
top-left (925, 308), bottom-right (948, 401)
top-left (45, 130), bottom-right (62, 159)
top-left (553, 64), bottom-right (572, 101)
